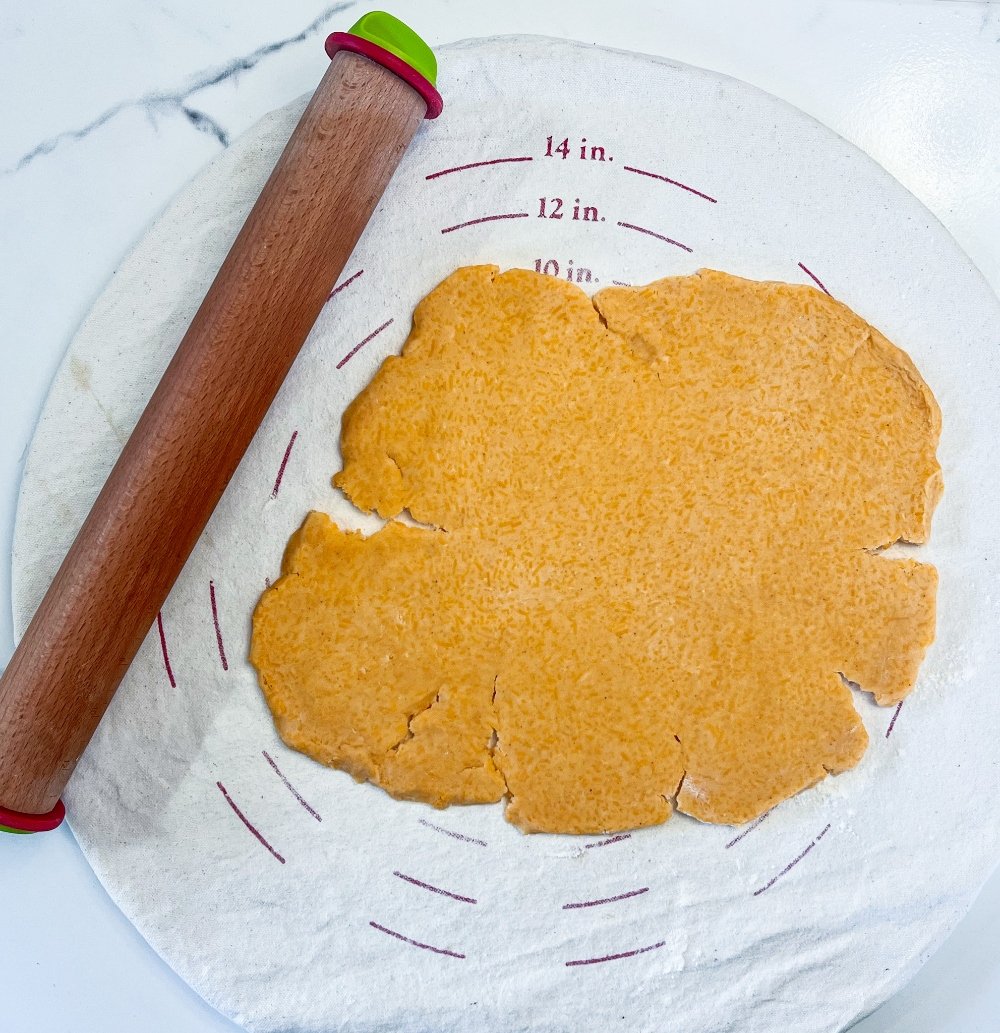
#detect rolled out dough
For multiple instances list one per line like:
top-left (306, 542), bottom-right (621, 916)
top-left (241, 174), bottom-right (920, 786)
top-left (250, 266), bottom-right (941, 834)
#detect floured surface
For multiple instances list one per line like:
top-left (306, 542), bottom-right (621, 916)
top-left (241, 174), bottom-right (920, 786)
top-left (251, 266), bottom-right (941, 834)
top-left (11, 36), bottom-right (1000, 1033)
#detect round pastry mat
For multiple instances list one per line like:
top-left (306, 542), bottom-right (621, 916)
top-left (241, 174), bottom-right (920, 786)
top-left (13, 35), bottom-right (1000, 1033)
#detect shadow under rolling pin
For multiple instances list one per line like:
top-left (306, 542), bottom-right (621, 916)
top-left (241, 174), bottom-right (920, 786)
top-left (0, 11), bottom-right (443, 834)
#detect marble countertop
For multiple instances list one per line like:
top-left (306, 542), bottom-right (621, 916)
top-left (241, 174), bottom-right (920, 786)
top-left (2, 2), bottom-right (999, 1031)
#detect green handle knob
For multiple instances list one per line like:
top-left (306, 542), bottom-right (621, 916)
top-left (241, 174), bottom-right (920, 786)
top-left (347, 11), bottom-right (438, 86)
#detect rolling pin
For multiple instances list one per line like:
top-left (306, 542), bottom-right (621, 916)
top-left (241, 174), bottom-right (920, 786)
top-left (0, 11), bottom-right (443, 834)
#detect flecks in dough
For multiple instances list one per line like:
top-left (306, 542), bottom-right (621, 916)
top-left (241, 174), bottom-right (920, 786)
top-left (250, 266), bottom-right (941, 834)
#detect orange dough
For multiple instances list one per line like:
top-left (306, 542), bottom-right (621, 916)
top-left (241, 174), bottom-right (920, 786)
top-left (250, 267), bottom-right (942, 834)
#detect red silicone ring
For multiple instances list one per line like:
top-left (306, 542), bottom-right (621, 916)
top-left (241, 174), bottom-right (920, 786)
top-left (0, 799), bottom-right (66, 833)
top-left (325, 32), bottom-right (443, 119)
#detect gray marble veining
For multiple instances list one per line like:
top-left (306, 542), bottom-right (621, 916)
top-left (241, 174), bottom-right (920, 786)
top-left (4, 1), bottom-right (357, 175)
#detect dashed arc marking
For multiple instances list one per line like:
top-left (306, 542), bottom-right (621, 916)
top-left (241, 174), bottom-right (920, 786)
top-left (563, 886), bottom-right (648, 909)
top-left (369, 921), bottom-right (465, 959)
top-left (262, 750), bottom-right (321, 821)
top-left (622, 164), bottom-right (718, 203)
top-left (566, 939), bottom-right (666, 967)
top-left (584, 833), bottom-right (631, 849)
top-left (270, 430), bottom-right (298, 499)
top-left (418, 817), bottom-right (488, 847)
top-left (393, 870), bottom-right (477, 904)
top-left (156, 611), bottom-right (176, 688)
top-left (426, 156), bottom-right (533, 179)
top-left (617, 221), bottom-right (693, 252)
top-left (725, 810), bottom-right (770, 849)
top-left (336, 318), bottom-right (394, 370)
top-left (753, 823), bottom-right (831, 896)
top-left (216, 781), bottom-right (285, 864)
top-left (209, 580), bottom-right (228, 671)
top-left (328, 268), bottom-right (363, 299)
top-left (797, 261), bottom-right (831, 296)
top-left (441, 212), bottom-right (530, 235)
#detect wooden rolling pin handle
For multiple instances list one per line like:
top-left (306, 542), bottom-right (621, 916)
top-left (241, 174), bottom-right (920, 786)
top-left (0, 31), bottom-right (437, 826)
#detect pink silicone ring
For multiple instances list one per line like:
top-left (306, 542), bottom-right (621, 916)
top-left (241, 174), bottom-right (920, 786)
top-left (0, 798), bottom-right (66, 833)
top-left (325, 32), bottom-right (443, 119)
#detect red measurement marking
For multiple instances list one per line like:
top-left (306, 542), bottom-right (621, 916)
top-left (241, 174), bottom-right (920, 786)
top-left (617, 221), bottom-right (692, 252)
top-left (584, 833), bottom-right (631, 849)
top-left (753, 823), bottom-right (831, 896)
top-left (563, 886), bottom-right (648, 910)
top-left (336, 318), bottom-right (393, 370)
top-left (369, 921), bottom-right (465, 959)
top-left (210, 580), bottom-right (228, 671)
top-left (426, 156), bottom-right (533, 180)
top-left (156, 611), bottom-right (176, 688)
top-left (393, 870), bottom-right (477, 904)
top-left (725, 810), bottom-right (770, 849)
top-left (622, 164), bottom-right (717, 203)
top-left (418, 817), bottom-right (487, 847)
top-left (797, 261), bottom-right (831, 296)
top-left (270, 430), bottom-right (298, 499)
top-left (216, 781), bottom-right (285, 864)
top-left (441, 212), bottom-right (530, 234)
top-left (566, 940), bottom-right (665, 967)
top-left (262, 750), bottom-right (321, 821)
top-left (885, 700), bottom-right (904, 739)
top-left (328, 268), bottom-right (363, 299)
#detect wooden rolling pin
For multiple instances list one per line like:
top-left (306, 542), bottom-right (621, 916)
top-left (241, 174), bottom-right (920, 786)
top-left (0, 11), bottom-right (443, 834)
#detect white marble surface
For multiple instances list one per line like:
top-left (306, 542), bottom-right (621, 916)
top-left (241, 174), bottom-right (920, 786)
top-left (1, 2), bottom-right (998, 1031)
